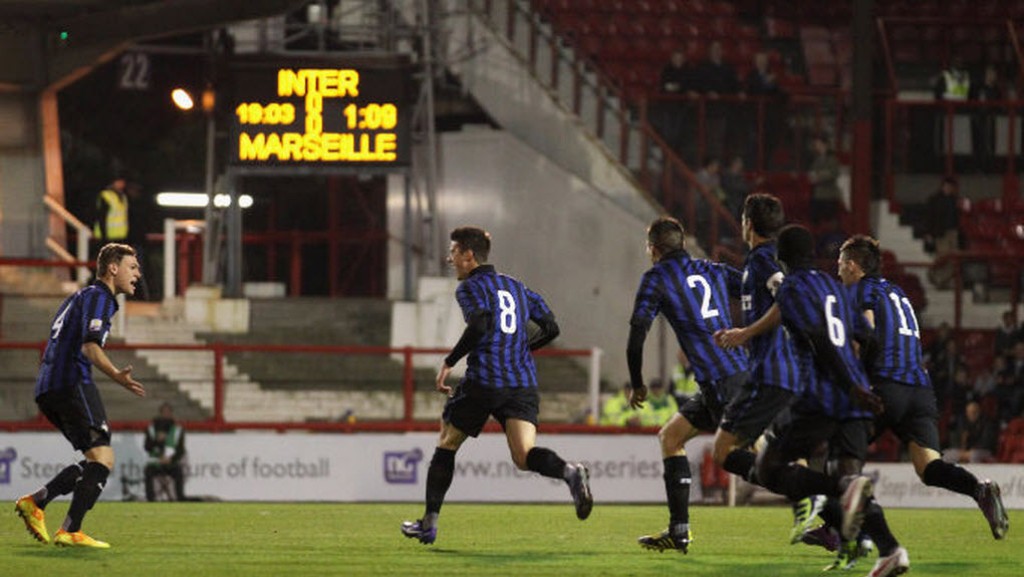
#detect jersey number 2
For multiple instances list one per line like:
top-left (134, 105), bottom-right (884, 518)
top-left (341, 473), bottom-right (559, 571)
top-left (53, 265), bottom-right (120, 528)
top-left (686, 275), bottom-right (720, 319)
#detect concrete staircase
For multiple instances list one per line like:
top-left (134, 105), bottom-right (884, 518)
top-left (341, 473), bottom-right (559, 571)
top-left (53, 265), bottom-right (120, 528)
top-left (872, 200), bottom-right (1006, 329)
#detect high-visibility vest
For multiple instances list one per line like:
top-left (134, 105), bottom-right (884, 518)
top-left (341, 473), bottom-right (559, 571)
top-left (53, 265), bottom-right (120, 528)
top-left (146, 423), bottom-right (183, 463)
top-left (942, 70), bottom-right (970, 101)
top-left (93, 189), bottom-right (128, 240)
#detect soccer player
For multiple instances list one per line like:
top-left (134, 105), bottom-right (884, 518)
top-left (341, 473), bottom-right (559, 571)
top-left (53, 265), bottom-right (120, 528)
top-left (627, 216), bottom-right (749, 553)
top-left (710, 194), bottom-right (799, 481)
top-left (758, 225), bottom-right (908, 577)
top-left (15, 243), bottom-right (146, 548)
top-left (710, 194), bottom-right (824, 544)
top-left (838, 234), bottom-right (1009, 539)
top-left (401, 226), bottom-right (592, 545)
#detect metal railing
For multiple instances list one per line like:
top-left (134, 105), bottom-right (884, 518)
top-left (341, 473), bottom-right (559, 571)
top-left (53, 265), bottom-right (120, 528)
top-left (42, 195), bottom-right (92, 285)
top-left (0, 342), bottom-right (606, 433)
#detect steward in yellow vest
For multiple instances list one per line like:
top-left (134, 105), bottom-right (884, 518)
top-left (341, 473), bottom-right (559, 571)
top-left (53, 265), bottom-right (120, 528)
top-left (93, 177), bottom-right (129, 241)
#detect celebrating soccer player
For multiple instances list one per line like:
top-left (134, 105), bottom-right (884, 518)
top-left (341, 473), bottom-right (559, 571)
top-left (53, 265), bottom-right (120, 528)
top-left (16, 243), bottom-right (146, 549)
top-left (400, 226), bottom-right (592, 545)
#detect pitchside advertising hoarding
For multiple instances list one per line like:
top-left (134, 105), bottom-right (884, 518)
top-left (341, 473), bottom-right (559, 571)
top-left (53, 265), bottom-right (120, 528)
top-left (1, 432), bottom-right (1022, 508)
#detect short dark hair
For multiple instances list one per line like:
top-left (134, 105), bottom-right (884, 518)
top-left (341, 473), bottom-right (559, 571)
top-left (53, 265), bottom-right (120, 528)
top-left (647, 216), bottom-right (686, 254)
top-left (839, 234), bottom-right (881, 276)
top-left (450, 226), bottom-right (491, 263)
top-left (96, 243), bottom-right (136, 277)
top-left (743, 193), bottom-right (785, 239)
top-left (776, 224), bottom-right (815, 269)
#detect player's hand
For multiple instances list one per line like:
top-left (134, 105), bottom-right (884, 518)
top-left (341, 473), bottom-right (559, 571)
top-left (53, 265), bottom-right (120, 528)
top-left (117, 365), bottom-right (146, 397)
top-left (628, 383), bottom-right (648, 410)
top-left (435, 363), bottom-right (454, 397)
top-left (714, 328), bottom-right (747, 349)
top-left (851, 385), bottom-right (884, 414)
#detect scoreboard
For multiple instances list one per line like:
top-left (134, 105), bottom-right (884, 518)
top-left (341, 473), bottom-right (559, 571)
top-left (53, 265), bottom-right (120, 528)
top-left (228, 57), bottom-right (412, 169)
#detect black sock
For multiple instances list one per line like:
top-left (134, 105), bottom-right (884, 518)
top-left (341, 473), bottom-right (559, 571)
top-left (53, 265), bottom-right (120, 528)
top-left (722, 450), bottom-right (757, 484)
top-left (35, 460), bottom-right (86, 509)
top-left (922, 459), bottom-right (979, 498)
top-left (63, 461), bottom-right (109, 533)
top-left (820, 495), bottom-right (842, 529)
top-left (663, 456), bottom-right (692, 525)
top-left (425, 448), bottom-right (456, 518)
top-left (775, 464), bottom-right (837, 501)
top-left (525, 447), bottom-right (567, 480)
top-left (861, 498), bottom-right (899, 555)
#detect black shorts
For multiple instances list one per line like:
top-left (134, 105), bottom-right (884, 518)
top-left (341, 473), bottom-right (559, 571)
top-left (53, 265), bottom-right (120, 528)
top-left (36, 387), bottom-right (111, 452)
top-left (769, 411), bottom-right (872, 464)
top-left (720, 382), bottom-right (795, 446)
top-left (443, 381), bottom-right (540, 437)
top-left (680, 371), bottom-right (750, 433)
top-left (874, 379), bottom-right (940, 451)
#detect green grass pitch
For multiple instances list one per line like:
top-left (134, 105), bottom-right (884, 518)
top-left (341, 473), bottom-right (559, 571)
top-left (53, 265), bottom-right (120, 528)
top-left (1, 502), bottom-right (1018, 576)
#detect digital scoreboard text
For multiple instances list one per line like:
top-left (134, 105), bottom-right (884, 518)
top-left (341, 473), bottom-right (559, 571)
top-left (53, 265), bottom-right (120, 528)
top-left (229, 62), bottom-right (411, 168)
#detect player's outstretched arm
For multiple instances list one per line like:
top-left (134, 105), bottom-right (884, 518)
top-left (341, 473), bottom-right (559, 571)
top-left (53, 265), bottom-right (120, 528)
top-left (82, 342), bottom-right (146, 397)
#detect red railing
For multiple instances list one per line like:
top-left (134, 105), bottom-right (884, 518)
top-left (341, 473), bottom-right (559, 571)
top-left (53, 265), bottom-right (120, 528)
top-left (0, 342), bottom-right (612, 434)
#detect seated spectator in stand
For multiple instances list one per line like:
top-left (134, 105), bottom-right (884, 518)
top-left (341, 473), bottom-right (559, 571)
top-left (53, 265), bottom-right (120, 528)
top-left (637, 379), bottom-right (679, 427)
top-left (973, 355), bottom-right (1006, 399)
top-left (658, 49), bottom-right (700, 161)
top-left (670, 349), bottom-right (699, 405)
top-left (949, 363), bottom-right (975, 426)
top-left (144, 403), bottom-right (187, 501)
top-left (600, 382), bottom-right (643, 427)
top-left (923, 176), bottom-right (961, 287)
top-left (993, 356), bottom-right (1019, 424)
top-left (696, 40), bottom-right (741, 159)
top-left (944, 400), bottom-right (998, 464)
top-left (995, 310), bottom-right (1020, 359)
top-left (930, 338), bottom-right (965, 416)
top-left (807, 133), bottom-right (842, 222)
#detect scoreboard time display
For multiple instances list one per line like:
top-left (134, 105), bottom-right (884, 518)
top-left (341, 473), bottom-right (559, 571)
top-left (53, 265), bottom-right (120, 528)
top-left (228, 59), bottom-right (412, 169)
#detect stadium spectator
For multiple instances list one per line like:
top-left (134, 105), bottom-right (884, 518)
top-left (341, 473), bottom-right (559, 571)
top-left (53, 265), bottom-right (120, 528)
top-left (815, 214), bottom-right (848, 262)
top-left (720, 156), bottom-right (756, 220)
top-left (638, 379), bottom-right (678, 427)
top-left (92, 174), bottom-right (130, 249)
top-left (743, 51), bottom-right (784, 165)
top-left (972, 356), bottom-right (1005, 398)
top-left (969, 64), bottom-right (1002, 172)
top-left (807, 133), bottom-right (843, 222)
top-left (944, 400), bottom-right (999, 464)
top-left (670, 349), bottom-right (699, 404)
top-left (600, 382), bottom-right (643, 427)
top-left (144, 402), bottom-right (187, 502)
top-left (923, 176), bottom-right (961, 287)
top-left (15, 243), bottom-right (146, 549)
top-left (400, 226), bottom-right (592, 546)
top-left (657, 49), bottom-right (700, 161)
top-left (1008, 341), bottom-right (1024, 419)
top-left (836, 235), bottom-right (1007, 539)
top-left (696, 40), bottom-right (741, 159)
top-left (994, 310), bottom-right (1020, 359)
top-left (949, 364), bottom-right (975, 427)
top-left (931, 338), bottom-right (965, 415)
top-left (694, 156), bottom-right (726, 241)
top-left (931, 57), bottom-right (971, 163)
top-left (626, 215), bottom-right (748, 553)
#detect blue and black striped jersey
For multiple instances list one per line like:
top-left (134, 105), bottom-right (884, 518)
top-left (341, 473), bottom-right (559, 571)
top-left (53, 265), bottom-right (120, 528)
top-left (455, 265), bottom-right (552, 389)
top-left (851, 276), bottom-right (930, 387)
top-left (742, 242), bottom-right (800, 392)
top-left (775, 269), bottom-right (872, 420)
top-left (630, 250), bottom-right (748, 383)
top-left (35, 282), bottom-right (118, 397)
